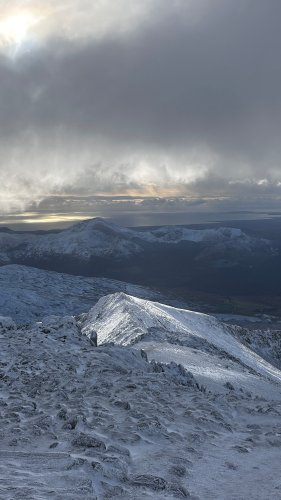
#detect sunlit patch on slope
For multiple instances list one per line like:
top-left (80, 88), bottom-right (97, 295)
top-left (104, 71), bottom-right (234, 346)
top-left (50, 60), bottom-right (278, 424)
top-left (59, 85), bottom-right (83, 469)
top-left (83, 292), bottom-right (281, 395)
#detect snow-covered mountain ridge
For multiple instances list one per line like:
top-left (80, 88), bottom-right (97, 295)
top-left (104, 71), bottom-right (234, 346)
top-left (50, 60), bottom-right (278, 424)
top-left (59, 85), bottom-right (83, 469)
top-left (82, 293), bottom-right (281, 393)
top-left (0, 217), bottom-right (273, 263)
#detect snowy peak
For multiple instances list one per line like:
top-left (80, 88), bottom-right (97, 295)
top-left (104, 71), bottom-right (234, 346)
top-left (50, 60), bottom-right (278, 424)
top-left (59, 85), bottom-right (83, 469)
top-left (64, 217), bottom-right (132, 237)
top-left (82, 292), bottom-right (160, 345)
top-left (82, 293), bottom-right (281, 386)
top-left (82, 291), bottom-right (223, 346)
top-left (82, 292), bottom-right (233, 346)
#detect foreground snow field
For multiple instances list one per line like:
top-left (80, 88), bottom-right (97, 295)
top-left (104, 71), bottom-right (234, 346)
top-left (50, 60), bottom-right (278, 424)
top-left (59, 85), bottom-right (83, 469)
top-left (1, 293), bottom-right (281, 499)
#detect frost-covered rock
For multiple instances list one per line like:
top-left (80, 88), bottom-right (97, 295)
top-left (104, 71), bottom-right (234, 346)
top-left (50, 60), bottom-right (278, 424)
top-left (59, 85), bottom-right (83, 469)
top-left (129, 474), bottom-right (168, 491)
top-left (36, 316), bottom-right (79, 338)
top-left (71, 432), bottom-right (106, 450)
top-left (0, 315), bottom-right (16, 331)
top-left (151, 360), bottom-right (199, 388)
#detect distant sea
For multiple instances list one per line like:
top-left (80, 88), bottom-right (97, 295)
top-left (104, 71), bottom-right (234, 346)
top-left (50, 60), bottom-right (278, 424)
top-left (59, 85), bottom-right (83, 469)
top-left (1, 210), bottom-right (281, 231)
top-left (111, 211), bottom-right (281, 228)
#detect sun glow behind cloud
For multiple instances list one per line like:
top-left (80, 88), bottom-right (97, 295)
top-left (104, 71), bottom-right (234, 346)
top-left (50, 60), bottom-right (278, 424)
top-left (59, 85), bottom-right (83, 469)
top-left (0, 10), bottom-right (43, 54)
top-left (0, 0), bottom-right (159, 56)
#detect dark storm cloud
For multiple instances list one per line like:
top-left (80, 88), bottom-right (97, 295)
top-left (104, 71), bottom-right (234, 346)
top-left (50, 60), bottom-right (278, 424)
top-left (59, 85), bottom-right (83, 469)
top-left (5, 2), bottom-right (280, 149)
top-left (1, 0), bottom-right (281, 212)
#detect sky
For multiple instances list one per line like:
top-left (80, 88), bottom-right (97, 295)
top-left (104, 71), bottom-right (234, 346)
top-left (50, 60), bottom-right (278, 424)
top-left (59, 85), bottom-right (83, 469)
top-left (0, 0), bottom-right (281, 226)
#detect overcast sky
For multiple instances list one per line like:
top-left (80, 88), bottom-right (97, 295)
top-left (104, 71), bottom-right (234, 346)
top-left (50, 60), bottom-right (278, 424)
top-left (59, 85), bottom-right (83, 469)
top-left (0, 0), bottom-right (281, 221)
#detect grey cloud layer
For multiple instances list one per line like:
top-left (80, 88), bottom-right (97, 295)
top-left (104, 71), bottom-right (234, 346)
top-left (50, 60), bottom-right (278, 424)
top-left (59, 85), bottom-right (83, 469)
top-left (0, 0), bottom-right (281, 212)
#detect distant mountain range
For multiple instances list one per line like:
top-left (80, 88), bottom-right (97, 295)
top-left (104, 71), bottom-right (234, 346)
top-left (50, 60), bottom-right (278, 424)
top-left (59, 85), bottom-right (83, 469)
top-left (0, 217), bottom-right (278, 296)
top-left (0, 217), bottom-right (273, 261)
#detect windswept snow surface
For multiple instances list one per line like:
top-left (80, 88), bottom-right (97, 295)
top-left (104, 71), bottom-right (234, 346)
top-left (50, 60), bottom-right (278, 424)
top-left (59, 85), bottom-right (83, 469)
top-left (0, 217), bottom-right (273, 263)
top-left (0, 317), bottom-right (203, 499)
top-left (1, 294), bottom-right (281, 499)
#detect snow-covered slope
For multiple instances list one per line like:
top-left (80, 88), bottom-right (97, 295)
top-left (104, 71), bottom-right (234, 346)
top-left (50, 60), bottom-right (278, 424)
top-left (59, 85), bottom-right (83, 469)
top-left (0, 316), bottom-right (202, 499)
top-left (1, 297), bottom-right (281, 499)
top-left (0, 217), bottom-right (273, 263)
top-left (0, 265), bottom-right (164, 323)
top-left (83, 293), bottom-right (281, 395)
